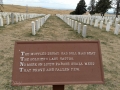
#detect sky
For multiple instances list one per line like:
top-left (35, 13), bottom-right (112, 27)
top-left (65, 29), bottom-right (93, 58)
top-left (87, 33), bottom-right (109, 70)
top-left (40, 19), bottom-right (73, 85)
top-left (3, 0), bottom-right (90, 9)
top-left (3, 0), bottom-right (114, 12)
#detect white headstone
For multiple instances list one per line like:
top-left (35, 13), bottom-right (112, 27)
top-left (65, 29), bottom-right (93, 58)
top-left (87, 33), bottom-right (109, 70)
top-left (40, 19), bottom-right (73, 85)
top-left (94, 19), bottom-right (99, 27)
top-left (41, 18), bottom-right (43, 26)
top-left (31, 21), bottom-right (36, 35)
top-left (24, 15), bottom-right (26, 20)
top-left (82, 18), bottom-right (84, 23)
top-left (40, 18), bottom-right (42, 26)
top-left (41, 17), bottom-right (44, 26)
top-left (69, 19), bottom-right (71, 26)
top-left (74, 21), bottom-right (78, 31)
top-left (99, 21), bottom-right (103, 29)
top-left (77, 17), bottom-right (80, 21)
top-left (82, 25), bottom-right (87, 38)
top-left (106, 22), bottom-right (111, 32)
top-left (115, 18), bottom-right (119, 26)
top-left (38, 18), bottom-right (40, 28)
top-left (87, 17), bottom-right (90, 24)
top-left (0, 17), bottom-right (3, 26)
top-left (84, 18), bottom-right (87, 23)
top-left (105, 18), bottom-right (108, 24)
top-left (19, 16), bottom-right (21, 21)
top-left (80, 18), bottom-right (82, 22)
top-left (67, 18), bottom-right (69, 25)
top-left (21, 15), bottom-right (23, 21)
top-left (6, 16), bottom-right (10, 25)
top-left (43, 17), bottom-right (45, 24)
top-left (16, 15), bottom-right (18, 22)
top-left (72, 20), bottom-right (74, 28)
top-left (114, 24), bottom-right (120, 35)
top-left (35, 20), bottom-right (39, 31)
top-left (109, 20), bottom-right (113, 25)
top-left (11, 13), bottom-right (14, 24)
top-left (78, 23), bottom-right (81, 34)
top-left (90, 19), bottom-right (93, 25)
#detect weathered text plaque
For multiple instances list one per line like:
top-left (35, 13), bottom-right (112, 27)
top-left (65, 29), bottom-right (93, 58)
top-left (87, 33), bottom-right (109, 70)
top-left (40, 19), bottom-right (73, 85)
top-left (12, 41), bottom-right (104, 86)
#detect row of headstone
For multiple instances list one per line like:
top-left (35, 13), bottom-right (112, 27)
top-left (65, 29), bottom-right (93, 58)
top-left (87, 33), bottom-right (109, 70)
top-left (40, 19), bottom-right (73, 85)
top-left (56, 14), bottom-right (87, 38)
top-left (66, 15), bottom-right (120, 27)
top-left (91, 18), bottom-right (120, 35)
top-left (0, 12), bottom-right (45, 19)
top-left (65, 15), bottom-right (120, 35)
top-left (31, 14), bottom-right (51, 35)
top-left (0, 12), bottom-right (45, 26)
top-left (1, 13), bottom-right (117, 24)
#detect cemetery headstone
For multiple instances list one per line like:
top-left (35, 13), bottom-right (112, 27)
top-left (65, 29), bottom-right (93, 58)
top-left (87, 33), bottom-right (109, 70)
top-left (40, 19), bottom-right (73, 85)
top-left (72, 20), bottom-right (74, 28)
top-left (78, 23), bottom-right (81, 34)
top-left (74, 21), bottom-right (78, 31)
top-left (114, 24), bottom-right (120, 35)
top-left (31, 21), bottom-right (36, 35)
top-left (35, 20), bottom-right (39, 31)
top-left (106, 22), bottom-right (111, 32)
top-left (82, 25), bottom-right (87, 38)
top-left (99, 21), bottom-right (103, 29)
top-left (0, 17), bottom-right (3, 26)
top-left (16, 15), bottom-right (18, 23)
top-left (11, 13), bottom-right (14, 24)
top-left (90, 19), bottom-right (93, 25)
top-left (6, 16), bottom-right (10, 25)
top-left (87, 18), bottom-right (90, 24)
top-left (94, 19), bottom-right (99, 27)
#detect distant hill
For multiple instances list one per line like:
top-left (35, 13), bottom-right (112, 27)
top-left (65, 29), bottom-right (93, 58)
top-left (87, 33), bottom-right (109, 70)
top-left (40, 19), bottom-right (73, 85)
top-left (2, 4), bottom-right (72, 14)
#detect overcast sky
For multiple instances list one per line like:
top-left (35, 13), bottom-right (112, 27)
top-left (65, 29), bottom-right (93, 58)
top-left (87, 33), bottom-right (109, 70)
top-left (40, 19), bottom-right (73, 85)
top-left (3, 0), bottom-right (113, 12)
top-left (3, 0), bottom-right (91, 9)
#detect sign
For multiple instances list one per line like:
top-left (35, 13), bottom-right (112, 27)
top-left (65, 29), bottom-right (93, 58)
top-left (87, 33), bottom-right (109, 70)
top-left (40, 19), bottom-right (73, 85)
top-left (12, 41), bottom-right (104, 86)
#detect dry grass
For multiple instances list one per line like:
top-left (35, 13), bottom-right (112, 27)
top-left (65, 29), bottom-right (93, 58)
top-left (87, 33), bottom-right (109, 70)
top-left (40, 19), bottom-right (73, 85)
top-left (3, 4), bottom-right (72, 14)
top-left (0, 4), bottom-right (120, 90)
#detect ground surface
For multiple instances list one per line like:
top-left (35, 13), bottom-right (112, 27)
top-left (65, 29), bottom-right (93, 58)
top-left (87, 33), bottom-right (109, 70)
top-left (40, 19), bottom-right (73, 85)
top-left (0, 15), bottom-right (120, 90)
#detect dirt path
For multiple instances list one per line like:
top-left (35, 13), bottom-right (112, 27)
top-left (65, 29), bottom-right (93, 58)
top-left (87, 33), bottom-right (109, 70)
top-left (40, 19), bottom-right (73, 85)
top-left (0, 15), bottom-right (120, 90)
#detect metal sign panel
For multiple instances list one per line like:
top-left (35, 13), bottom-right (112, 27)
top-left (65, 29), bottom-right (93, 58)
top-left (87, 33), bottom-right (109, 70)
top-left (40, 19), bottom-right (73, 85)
top-left (12, 41), bottom-right (104, 86)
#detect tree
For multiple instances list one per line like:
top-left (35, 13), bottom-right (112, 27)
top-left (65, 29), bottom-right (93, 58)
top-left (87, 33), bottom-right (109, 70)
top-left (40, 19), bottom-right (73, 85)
top-left (96, 0), bottom-right (112, 16)
top-left (115, 0), bottom-right (120, 17)
top-left (88, 0), bottom-right (96, 15)
top-left (70, 0), bottom-right (87, 15)
top-left (70, 11), bottom-right (76, 15)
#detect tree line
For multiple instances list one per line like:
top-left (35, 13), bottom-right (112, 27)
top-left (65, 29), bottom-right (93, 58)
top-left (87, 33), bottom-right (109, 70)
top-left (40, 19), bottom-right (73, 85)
top-left (70, 0), bottom-right (120, 17)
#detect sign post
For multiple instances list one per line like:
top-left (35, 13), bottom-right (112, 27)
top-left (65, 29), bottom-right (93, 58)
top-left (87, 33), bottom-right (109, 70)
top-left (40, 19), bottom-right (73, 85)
top-left (53, 85), bottom-right (64, 90)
